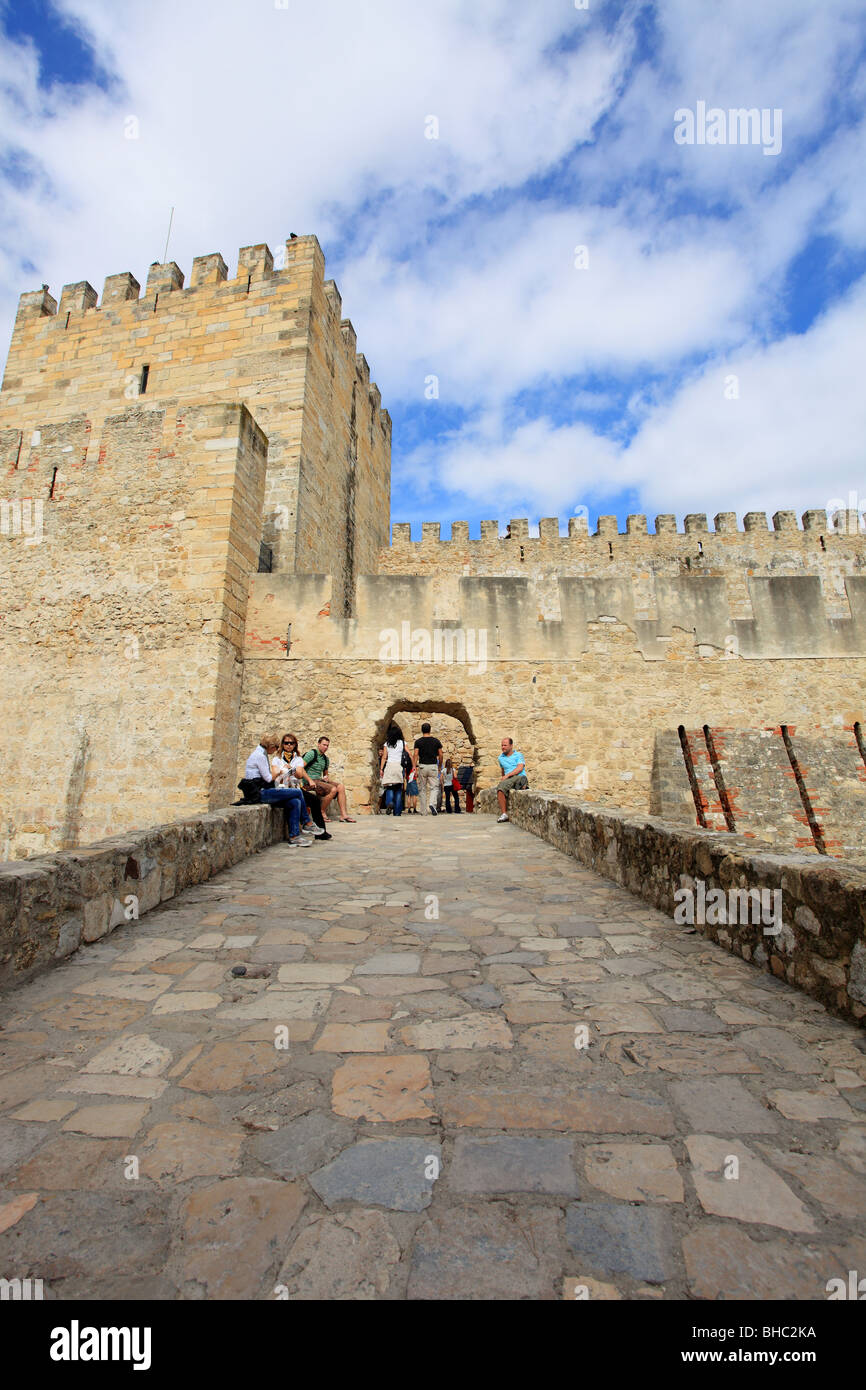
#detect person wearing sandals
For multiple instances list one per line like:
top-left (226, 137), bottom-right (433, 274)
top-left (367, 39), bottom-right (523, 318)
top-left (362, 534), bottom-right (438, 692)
top-left (379, 721), bottom-right (406, 817)
top-left (279, 733), bottom-right (332, 840)
top-left (302, 736), bottom-right (356, 822)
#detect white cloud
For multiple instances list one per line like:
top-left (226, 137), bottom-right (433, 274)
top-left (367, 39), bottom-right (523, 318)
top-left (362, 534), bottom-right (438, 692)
top-left (0, 0), bottom-right (628, 349)
top-left (0, 0), bottom-right (864, 530)
top-left (578, 0), bottom-right (866, 197)
top-left (341, 202), bottom-right (755, 407)
top-left (625, 276), bottom-right (866, 519)
top-left (409, 277), bottom-right (866, 522)
top-left (406, 411), bottom-right (624, 518)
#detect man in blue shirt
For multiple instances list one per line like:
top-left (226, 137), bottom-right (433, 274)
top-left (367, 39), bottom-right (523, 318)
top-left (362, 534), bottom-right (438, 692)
top-left (496, 737), bottom-right (528, 822)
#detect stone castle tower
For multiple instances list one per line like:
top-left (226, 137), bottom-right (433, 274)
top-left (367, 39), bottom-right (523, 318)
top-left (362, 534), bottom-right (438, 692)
top-left (3, 234), bottom-right (866, 862)
top-left (0, 236), bottom-right (389, 856)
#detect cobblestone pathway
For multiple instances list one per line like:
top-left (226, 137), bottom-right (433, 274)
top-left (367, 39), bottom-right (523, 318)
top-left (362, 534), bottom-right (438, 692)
top-left (1, 814), bottom-right (865, 1300)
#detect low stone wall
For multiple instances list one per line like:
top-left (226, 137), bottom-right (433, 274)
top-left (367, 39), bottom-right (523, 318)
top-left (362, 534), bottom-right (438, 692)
top-left (477, 789), bottom-right (866, 1025)
top-left (0, 803), bottom-right (284, 987)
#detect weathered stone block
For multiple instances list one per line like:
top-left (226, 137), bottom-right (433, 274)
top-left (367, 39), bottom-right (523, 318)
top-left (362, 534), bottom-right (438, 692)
top-left (55, 917), bottom-right (83, 958)
top-left (565, 1202), bottom-right (676, 1283)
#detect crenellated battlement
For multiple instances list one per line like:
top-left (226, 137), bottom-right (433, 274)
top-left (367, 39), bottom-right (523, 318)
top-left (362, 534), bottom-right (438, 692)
top-left (6, 236), bottom-right (388, 433)
top-left (1, 234), bottom-right (392, 586)
top-left (388, 510), bottom-right (866, 544)
top-left (379, 509), bottom-right (866, 596)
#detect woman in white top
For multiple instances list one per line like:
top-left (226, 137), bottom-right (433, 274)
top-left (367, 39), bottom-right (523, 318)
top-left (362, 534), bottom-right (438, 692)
top-left (279, 733), bottom-right (330, 839)
top-left (244, 736), bottom-right (275, 785)
top-left (269, 746), bottom-right (298, 788)
top-left (246, 734), bottom-right (313, 845)
top-left (378, 721), bottom-right (406, 817)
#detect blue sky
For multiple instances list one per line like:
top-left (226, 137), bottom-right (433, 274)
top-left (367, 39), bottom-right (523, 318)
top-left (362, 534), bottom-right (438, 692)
top-left (1, 0), bottom-right (865, 536)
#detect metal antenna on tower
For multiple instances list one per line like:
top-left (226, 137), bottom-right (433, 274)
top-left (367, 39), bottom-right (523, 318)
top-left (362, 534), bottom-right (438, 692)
top-left (162, 207), bottom-right (175, 265)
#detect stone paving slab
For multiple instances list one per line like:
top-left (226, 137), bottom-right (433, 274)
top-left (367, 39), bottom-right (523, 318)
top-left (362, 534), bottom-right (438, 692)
top-left (0, 814), bottom-right (864, 1300)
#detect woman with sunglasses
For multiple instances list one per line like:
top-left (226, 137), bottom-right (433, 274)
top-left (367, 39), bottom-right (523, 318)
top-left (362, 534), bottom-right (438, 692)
top-left (279, 733), bottom-right (332, 840)
top-left (251, 734), bottom-right (315, 846)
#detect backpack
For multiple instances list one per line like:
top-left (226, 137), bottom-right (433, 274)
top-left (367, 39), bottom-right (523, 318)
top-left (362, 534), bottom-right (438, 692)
top-left (237, 776), bottom-right (266, 804)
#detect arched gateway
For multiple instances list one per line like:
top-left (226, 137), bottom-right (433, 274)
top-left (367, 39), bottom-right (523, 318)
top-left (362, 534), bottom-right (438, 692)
top-left (368, 700), bottom-right (479, 812)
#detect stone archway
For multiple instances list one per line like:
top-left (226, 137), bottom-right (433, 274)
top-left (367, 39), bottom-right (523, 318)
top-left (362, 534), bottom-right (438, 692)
top-left (368, 699), bottom-right (479, 813)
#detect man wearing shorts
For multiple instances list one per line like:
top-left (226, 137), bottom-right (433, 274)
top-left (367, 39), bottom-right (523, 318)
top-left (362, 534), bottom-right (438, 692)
top-left (496, 737), bottom-right (528, 822)
top-left (303, 736), bottom-right (356, 822)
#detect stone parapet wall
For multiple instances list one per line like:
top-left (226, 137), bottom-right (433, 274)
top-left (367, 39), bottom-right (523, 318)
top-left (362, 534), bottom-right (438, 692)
top-left (475, 788), bottom-right (866, 1025)
top-left (246, 569), bottom-right (866, 662)
top-left (388, 509), bottom-right (865, 537)
top-left (0, 803), bottom-right (283, 988)
top-left (379, 515), bottom-right (866, 633)
top-left (384, 508), bottom-right (866, 555)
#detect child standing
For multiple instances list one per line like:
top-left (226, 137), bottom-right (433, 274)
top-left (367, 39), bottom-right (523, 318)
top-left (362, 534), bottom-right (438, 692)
top-left (405, 766), bottom-right (420, 813)
top-left (443, 758), bottom-right (461, 813)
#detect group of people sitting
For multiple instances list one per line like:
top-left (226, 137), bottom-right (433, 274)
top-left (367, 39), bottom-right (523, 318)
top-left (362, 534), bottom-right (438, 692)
top-left (238, 727), bottom-right (530, 837)
top-left (237, 733), bottom-right (356, 847)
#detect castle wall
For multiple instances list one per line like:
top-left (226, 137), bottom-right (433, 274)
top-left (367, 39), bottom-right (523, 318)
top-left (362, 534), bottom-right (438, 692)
top-left (237, 636), bottom-right (866, 823)
top-left (378, 512), bottom-right (866, 624)
top-left (297, 282), bottom-right (391, 615)
top-left (0, 402), bottom-right (267, 858)
top-left (240, 552), bottom-right (866, 837)
top-left (5, 229), bottom-right (866, 866)
top-left (244, 560), bottom-right (866, 664)
top-left (0, 237), bottom-right (391, 586)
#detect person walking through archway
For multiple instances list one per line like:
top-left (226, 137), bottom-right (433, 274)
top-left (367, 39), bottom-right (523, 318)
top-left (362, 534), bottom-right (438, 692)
top-left (379, 721), bottom-right (406, 817)
top-left (413, 722), bottom-right (443, 816)
top-left (457, 760), bottom-right (475, 812)
top-left (405, 763), bottom-right (420, 813)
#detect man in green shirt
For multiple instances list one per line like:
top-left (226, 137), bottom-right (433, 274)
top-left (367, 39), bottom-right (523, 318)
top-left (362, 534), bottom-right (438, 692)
top-left (303, 736), bottom-right (355, 821)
